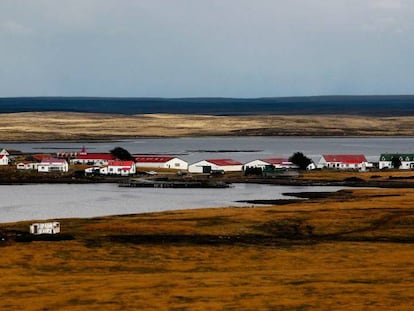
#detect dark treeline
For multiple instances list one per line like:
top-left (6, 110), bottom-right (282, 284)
top-left (1, 95), bottom-right (414, 116)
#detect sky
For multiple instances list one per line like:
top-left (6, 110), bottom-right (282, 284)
top-left (0, 0), bottom-right (413, 98)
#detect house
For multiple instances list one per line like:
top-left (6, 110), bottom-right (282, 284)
top-left (318, 154), bottom-right (370, 170)
top-left (38, 158), bottom-right (69, 173)
top-left (243, 158), bottom-right (296, 170)
top-left (188, 159), bottom-right (243, 173)
top-left (379, 153), bottom-right (414, 170)
top-left (30, 222), bottom-right (60, 235)
top-left (100, 160), bottom-right (136, 176)
top-left (16, 162), bottom-right (39, 170)
top-left (0, 148), bottom-right (9, 156)
top-left (135, 156), bottom-right (188, 170)
top-left (0, 154), bottom-right (9, 165)
top-left (70, 153), bottom-right (115, 166)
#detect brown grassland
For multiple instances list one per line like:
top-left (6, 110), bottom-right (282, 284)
top-left (1, 185), bottom-right (414, 310)
top-left (2, 112), bottom-right (414, 140)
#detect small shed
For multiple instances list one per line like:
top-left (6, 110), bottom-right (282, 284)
top-left (30, 222), bottom-right (61, 235)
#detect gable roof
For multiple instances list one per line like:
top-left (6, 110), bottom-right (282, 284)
top-left (33, 154), bottom-right (52, 162)
top-left (135, 156), bottom-right (175, 163)
top-left (76, 153), bottom-right (115, 160)
top-left (260, 158), bottom-right (291, 165)
top-left (380, 153), bottom-right (414, 161)
top-left (206, 159), bottom-right (243, 166)
top-left (41, 158), bottom-right (67, 164)
top-left (322, 154), bottom-right (367, 164)
top-left (108, 160), bottom-right (134, 167)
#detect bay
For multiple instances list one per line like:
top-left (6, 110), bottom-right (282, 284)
top-left (0, 183), bottom-right (346, 223)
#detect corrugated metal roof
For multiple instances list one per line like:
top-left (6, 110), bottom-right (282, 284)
top-left (135, 156), bottom-right (174, 163)
top-left (261, 158), bottom-right (291, 165)
top-left (380, 153), bottom-right (414, 161)
top-left (76, 153), bottom-right (115, 160)
top-left (41, 158), bottom-right (67, 163)
top-left (207, 159), bottom-right (243, 166)
top-left (108, 160), bottom-right (134, 166)
top-left (322, 154), bottom-right (367, 164)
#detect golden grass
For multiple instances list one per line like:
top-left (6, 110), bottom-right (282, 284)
top-left (1, 188), bottom-right (414, 310)
top-left (302, 169), bottom-right (414, 181)
top-left (2, 112), bottom-right (414, 140)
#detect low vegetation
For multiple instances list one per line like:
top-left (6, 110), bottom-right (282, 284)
top-left (2, 112), bottom-right (414, 140)
top-left (1, 188), bottom-right (414, 310)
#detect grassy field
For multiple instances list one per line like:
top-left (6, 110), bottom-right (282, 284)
top-left (1, 187), bottom-right (414, 310)
top-left (2, 112), bottom-right (414, 140)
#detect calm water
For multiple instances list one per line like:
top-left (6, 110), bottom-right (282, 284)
top-left (0, 137), bottom-right (407, 223)
top-left (3, 136), bottom-right (414, 163)
top-left (0, 183), bottom-right (347, 223)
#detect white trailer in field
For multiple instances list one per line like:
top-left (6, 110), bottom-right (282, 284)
top-left (30, 222), bottom-right (60, 235)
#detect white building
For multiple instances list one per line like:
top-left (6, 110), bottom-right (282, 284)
top-left (379, 153), bottom-right (414, 170)
top-left (243, 158), bottom-right (296, 170)
top-left (188, 159), bottom-right (243, 173)
top-left (318, 154), bottom-right (370, 170)
top-left (30, 222), bottom-right (60, 235)
top-left (38, 158), bottom-right (69, 173)
top-left (135, 156), bottom-right (188, 170)
top-left (100, 160), bottom-right (136, 176)
top-left (16, 162), bottom-right (40, 170)
top-left (0, 154), bottom-right (9, 165)
top-left (0, 148), bottom-right (9, 156)
top-left (70, 153), bottom-right (115, 166)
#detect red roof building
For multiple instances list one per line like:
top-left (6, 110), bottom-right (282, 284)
top-left (76, 153), bottom-right (115, 160)
top-left (188, 159), bottom-right (243, 173)
top-left (71, 153), bottom-right (115, 165)
top-left (205, 159), bottom-right (243, 166)
top-left (319, 154), bottom-right (368, 169)
top-left (108, 160), bottom-right (135, 167)
top-left (135, 156), bottom-right (188, 170)
top-left (243, 158), bottom-right (296, 169)
top-left (135, 156), bottom-right (174, 163)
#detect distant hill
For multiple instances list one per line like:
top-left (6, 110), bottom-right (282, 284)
top-left (1, 96), bottom-right (414, 116)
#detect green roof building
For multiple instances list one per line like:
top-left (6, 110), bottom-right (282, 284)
top-left (379, 153), bottom-right (414, 169)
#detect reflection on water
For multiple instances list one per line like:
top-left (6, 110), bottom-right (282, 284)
top-left (0, 183), bottom-right (347, 223)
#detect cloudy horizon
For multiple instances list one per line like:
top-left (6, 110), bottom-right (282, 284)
top-left (1, 0), bottom-right (413, 98)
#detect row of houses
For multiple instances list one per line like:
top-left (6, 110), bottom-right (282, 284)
top-left (4, 147), bottom-right (414, 175)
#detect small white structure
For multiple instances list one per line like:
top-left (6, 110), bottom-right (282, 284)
top-left (0, 148), bottom-right (9, 156)
top-left (30, 222), bottom-right (60, 235)
top-left (0, 154), bottom-right (9, 165)
top-left (243, 158), bottom-right (296, 170)
top-left (318, 154), bottom-right (370, 170)
top-left (38, 158), bottom-right (69, 173)
top-left (379, 153), bottom-right (414, 170)
top-left (16, 162), bottom-right (39, 170)
top-left (135, 156), bottom-right (188, 170)
top-left (101, 160), bottom-right (136, 176)
top-left (188, 159), bottom-right (243, 173)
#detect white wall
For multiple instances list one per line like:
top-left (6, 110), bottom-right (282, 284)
top-left (136, 158), bottom-right (188, 170)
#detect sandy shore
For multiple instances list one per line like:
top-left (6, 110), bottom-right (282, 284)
top-left (1, 112), bottom-right (414, 141)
